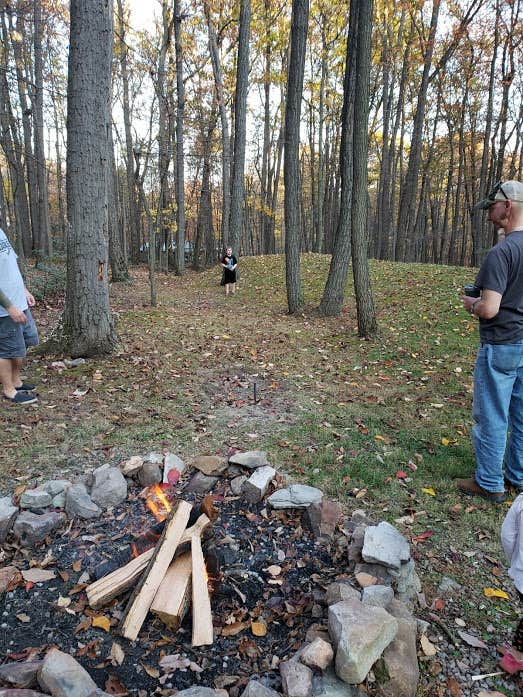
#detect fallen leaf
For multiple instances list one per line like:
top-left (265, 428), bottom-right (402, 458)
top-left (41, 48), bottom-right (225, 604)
top-left (396, 471), bottom-right (408, 479)
top-left (421, 487), bottom-right (436, 496)
top-left (454, 618), bottom-right (466, 627)
top-left (447, 677), bottom-right (462, 697)
top-left (221, 621), bottom-right (248, 636)
top-left (57, 596), bottom-right (71, 608)
top-left (141, 664), bottom-right (160, 678)
top-left (251, 620), bottom-right (267, 636)
top-left (92, 615), bottom-right (111, 632)
top-left (110, 642), bottom-right (125, 666)
top-left (266, 565), bottom-right (281, 577)
top-left (16, 613), bottom-right (30, 623)
top-left (21, 568), bottom-right (56, 583)
top-left (420, 635), bottom-right (437, 656)
top-left (104, 675), bottom-right (128, 695)
top-left (483, 588), bottom-right (509, 600)
top-left (457, 630), bottom-right (488, 649)
top-left (73, 560), bottom-right (82, 572)
top-left (441, 438), bottom-right (450, 446)
top-left (477, 692), bottom-right (507, 697)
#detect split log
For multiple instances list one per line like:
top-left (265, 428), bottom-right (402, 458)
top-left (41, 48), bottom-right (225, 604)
top-left (150, 551), bottom-right (192, 630)
top-left (119, 500), bottom-right (192, 640)
top-left (191, 530), bottom-right (213, 646)
top-left (87, 513), bottom-right (211, 609)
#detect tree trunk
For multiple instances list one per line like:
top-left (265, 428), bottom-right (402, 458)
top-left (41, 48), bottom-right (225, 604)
top-left (228, 0), bottom-right (251, 252)
top-left (284, 0), bottom-right (308, 314)
top-left (108, 120), bottom-right (129, 282)
top-left (62, 0), bottom-right (117, 357)
top-left (173, 0), bottom-right (185, 275)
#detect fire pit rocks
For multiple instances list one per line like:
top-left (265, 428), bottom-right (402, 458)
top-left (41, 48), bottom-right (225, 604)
top-left (0, 450), bottom-right (423, 697)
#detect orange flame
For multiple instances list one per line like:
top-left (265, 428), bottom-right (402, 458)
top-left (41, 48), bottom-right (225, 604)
top-left (145, 483), bottom-right (172, 522)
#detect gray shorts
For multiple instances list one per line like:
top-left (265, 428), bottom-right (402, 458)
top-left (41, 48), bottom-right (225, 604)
top-left (0, 308), bottom-right (39, 359)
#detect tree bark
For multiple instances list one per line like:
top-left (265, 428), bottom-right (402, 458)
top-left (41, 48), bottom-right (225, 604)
top-left (173, 0), bottom-right (185, 275)
top-left (62, 0), bottom-right (117, 357)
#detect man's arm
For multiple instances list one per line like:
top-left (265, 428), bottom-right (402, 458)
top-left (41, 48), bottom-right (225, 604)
top-left (462, 288), bottom-right (502, 319)
top-left (0, 289), bottom-right (11, 310)
top-left (0, 288), bottom-right (27, 324)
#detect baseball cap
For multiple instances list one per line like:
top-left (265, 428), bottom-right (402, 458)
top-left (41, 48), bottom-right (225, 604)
top-left (476, 180), bottom-right (523, 209)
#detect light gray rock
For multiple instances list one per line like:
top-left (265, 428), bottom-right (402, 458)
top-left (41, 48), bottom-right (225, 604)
top-left (0, 496), bottom-right (18, 543)
top-left (380, 616), bottom-right (419, 697)
top-left (438, 576), bottom-right (462, 595)
top-left (328, 600), bottom-right (398, 684)
top-left (42, 480), bottom-right (71, 497)
top-left (229, 450), bottom-right (269, 469)
top-left (12, 511), bottom-right (65, 547)
top-left (312, 668), bottom-right (366, 697)
top-left (64, 358), bottom-right (86, 368)
top-left (240, 681), bottom-right (281, 697)
top-left (300, 637), bottom-right (334, 670)
top-left (280, 660), bottom-right (313, 697)
top-left (89, 465), bottom-right (127, 508)
top-left (362, 522), bottom-right (410, 570)
top-left (230, 475), bottom-right (248, 495)
top-left (145, 451), bottom-right (164, 464)
top-left (268, 485), bottom-right (323, 509)
top-left (0, 691), bottom-right (49, 696)
top-left (52, 493), bottom-right (66, 509)
top-left (241, 465), bottom-right (276, 503)
top-left (325, 582), bottom-right (361, 606)
top-left (163, 452), bottom-right (187, 483)
top-left (397, 559), bottom-right (422, 606)
top-left (137, 462), bottom-right (162, 487)
top-left (19, 488), bottom-right (53, 510)
top-left (0, 660), bottom-right (42, 687)
top-left (119, 455), bottom-right (144, 477)
top-left (38, 648), bottom-right (97, 697)
top-left (174, 689), bottom-right (223, 697)
top-left (65, 484), bottom-right (101, 520)
top-left (361, 585), bottom-right (394, 608)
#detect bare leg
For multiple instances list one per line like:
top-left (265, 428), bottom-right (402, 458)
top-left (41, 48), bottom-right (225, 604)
top-left (231, 283), bottom-right (236, 294)
top-left (0, 358), bottom-right (16, 399)
top-left (225, 283), bottom-right (229, 296)
top-left (12, 356), bottom-right (23, 389)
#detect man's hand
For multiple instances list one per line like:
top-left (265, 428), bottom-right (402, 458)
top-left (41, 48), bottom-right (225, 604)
top-left (24, 288), bottom-right (35, 307)
top-left (7, 305), bottom-right (27, 324)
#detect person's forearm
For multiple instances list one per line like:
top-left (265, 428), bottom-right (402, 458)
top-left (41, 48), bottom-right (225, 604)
top-left (0, 289), bottom-right (12, 310)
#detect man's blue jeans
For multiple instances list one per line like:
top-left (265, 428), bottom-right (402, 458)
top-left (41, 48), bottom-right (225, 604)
top-left (473, 340), bottom-right (523, 492)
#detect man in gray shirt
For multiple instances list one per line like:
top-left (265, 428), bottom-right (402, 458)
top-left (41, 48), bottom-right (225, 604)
top-left (0, 227), bottom-right (39, 405)
top-left (457, 181), bottom-right (523, 501)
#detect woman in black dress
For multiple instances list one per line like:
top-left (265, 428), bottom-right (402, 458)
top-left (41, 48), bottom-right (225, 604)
top-left (221, 246), bottom-right (238, 295)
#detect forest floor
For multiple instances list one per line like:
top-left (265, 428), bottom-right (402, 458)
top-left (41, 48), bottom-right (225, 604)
top-left (2, 254), bottom-right (521, 695)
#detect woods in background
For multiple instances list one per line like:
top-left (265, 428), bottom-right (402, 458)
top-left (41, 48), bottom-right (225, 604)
top-left (0, 0), bottom-right (521, 305)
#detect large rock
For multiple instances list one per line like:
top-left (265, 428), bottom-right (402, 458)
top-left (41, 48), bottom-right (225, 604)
top-left (268, 485), bottom-right (322, 509)
top-left (163, 453), bottom-right (187, 483)
top-left (280, 660), bottom-right (313, 697)
top-left (12, 511), bottom-right (65, 547)
top-left (192, 455), bottom-right (227, 477)
top-left (89, 465), bottom-right (127, 508)
top-left (42, 480), bottom-right (71, 497)
top-left (19, 488), bottom-right (53, 510)
top-left (362, 522), bottom-right (410, 570)
top-left (325, 582), bottom-right (361, 606)
top-left (38, 648), bottom-right (97, 697)
top-left (241, 466), bottom-right (276, 503)
top-left (328, 600), bottom-right (398, 684)
top-left (240, 681), bottom-right (281, 697)
top-left (0, 496), bottom-right (18, 543)
top-left (361, 585), bottom-right (394, 608)
top-left (312, 668), bottom-right (367, 697)
top-left (304, 500), bottom-right (342, 540)
top-left (185, 471), bottom-right (218, 495)
top-left (137, 462), bottom-right (162, 487)
top-left (0, 660), bottom-right (42, 688)
top-left (229, 450), bottom-right (269, 469)
top-left (65, 484), bottom-right (101, 520)
top-left (380, 602), bottom-right (419, 697)
top-left (299, 637), bottom-right (334, 670)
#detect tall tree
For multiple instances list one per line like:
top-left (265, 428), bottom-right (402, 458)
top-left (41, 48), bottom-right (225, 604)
top-left (62, 0), bottom-right (117, 356)
top-left (173, 0), bottom-right (186, 275)
top-left (284, 0), bottom-right (308, 314)
top-left (228, 0), bottom-right (251, 252)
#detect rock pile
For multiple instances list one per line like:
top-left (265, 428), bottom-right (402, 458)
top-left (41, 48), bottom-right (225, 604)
top-left (0, 449), bottom-right (424, 697)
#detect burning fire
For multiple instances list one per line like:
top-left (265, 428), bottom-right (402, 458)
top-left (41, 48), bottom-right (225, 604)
top-left (145, 483), bottom-right (172, 522)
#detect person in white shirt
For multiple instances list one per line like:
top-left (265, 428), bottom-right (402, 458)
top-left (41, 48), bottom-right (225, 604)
top-left (500, 493), bottom-right (523, 672)
top-left (0, 227), bottom-right (39, 405)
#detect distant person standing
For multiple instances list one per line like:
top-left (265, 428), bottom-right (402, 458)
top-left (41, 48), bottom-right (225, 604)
top-left (220, 246), bottom-right (238, 296)
top-left (0, 226), bottom-right (39, 405)
top-left (456, 181), bottom-right (523, 502)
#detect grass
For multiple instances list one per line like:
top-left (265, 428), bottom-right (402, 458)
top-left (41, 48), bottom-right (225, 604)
top-left (4, 254), bottom-right (522, 693)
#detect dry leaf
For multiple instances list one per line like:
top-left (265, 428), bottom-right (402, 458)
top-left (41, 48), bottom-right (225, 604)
top-left (420, 635), bottom-right (437, 656)
top-left (221, 621), bottom-right (248, 636)
top-left (57, 596), bottom-right (72, 608)
top-left (141, 663), bottom-right (160, 678)
top-left (110, 642), bottom-right (125, 666)
top-left (251, 620), bottom-right (267, 637)
top-left (16, 613), bottom-right (30, 623)
top-left (483, 587), bottom-right (509, 600)
top-left (21, 569), bottom-right (56, 583)
top-left (477, 692), bottom-right (507, 697)
top-left (447, 677), bottom-right (462, 697)
top-left (457, 630), bottom-right (488, 649)
top-left (73, 560), bottom-right (82, 572)
top-left (421, 487), bottom-right (436, 496)
top-left (92, 615), bottom-right (111, 632)
top-left (266, 565), bottom-right (282, 577)
top-left (104, 674), bottom-right (128, 695)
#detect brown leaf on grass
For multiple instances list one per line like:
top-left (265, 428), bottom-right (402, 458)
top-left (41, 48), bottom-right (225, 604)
top-left (447, 677), bottom-right (462, 697)
top-left (141, 663), bottom-right (160, 678)
top-left (420, 635), bottom-right (437, 656)
top-left (0, 566), bottom-right (22, 593)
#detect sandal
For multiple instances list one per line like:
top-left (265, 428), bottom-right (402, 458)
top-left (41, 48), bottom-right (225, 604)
top-left (499, 650), bottom-right (523, 674)
top-left (3, 392), bottom-right (38, 405)
top-left (15, 382), bottom-right (36, 392)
